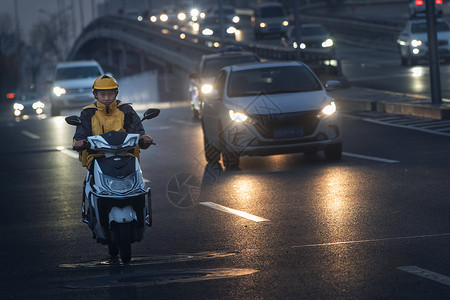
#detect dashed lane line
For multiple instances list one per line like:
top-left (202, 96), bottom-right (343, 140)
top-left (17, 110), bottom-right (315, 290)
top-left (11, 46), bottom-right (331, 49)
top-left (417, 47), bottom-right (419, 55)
top-left (343, 152), bottom-right (399, 163)
top-left (292, 232), bottom-right (450, 248)
top-left (22, 130), bottom-right (40, 139)
top-left (199, 202), bottom-right (269, 222)
top-left (398, 266), bottom-right (450, 287)
top-left (56, 146), bottom-right (79, 159)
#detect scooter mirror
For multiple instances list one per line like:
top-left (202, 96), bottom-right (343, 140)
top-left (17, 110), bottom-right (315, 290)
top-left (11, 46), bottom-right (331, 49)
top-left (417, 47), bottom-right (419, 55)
top-left (65, 115), bottom-right (82, 126)
top-left (143, 109), bottom-right (160, 121)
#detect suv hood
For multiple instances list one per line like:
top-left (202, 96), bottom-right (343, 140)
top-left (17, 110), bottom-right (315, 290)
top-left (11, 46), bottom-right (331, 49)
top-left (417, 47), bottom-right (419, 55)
top-left (225, 90), bottom-right (332, 114)
top-left (53, 77), bottom-right (97, 89)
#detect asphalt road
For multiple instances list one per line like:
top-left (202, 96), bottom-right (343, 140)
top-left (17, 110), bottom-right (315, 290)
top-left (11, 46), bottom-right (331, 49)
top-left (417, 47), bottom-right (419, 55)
top-left (2, 104), bottom-right (450, 299)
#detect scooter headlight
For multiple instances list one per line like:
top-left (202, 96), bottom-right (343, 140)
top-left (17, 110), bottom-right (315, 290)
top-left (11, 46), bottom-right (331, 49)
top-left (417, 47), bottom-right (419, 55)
top-left (102, 173), bottom-right (137, 193)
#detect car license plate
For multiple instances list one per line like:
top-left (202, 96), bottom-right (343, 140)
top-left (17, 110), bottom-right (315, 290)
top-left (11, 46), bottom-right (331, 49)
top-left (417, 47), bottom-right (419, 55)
top-left (273, 127), bottom-right (304, 139)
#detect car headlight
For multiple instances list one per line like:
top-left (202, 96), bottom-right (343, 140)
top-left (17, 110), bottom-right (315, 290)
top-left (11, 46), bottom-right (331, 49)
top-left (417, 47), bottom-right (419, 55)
top-left (322, 38), bottom-right (333, 48)
top-left (32, 101), bottom-right (45, 109)
top-left (52, 86), bottom-right (66, 97)
top-left (232, 16), bottom-right (240, 23)
top-left (160, 14), bottom-right (168, 22)
top-left (202, 28), bottom-right (214, 36)
top-left (190, 9), bottom-right (200, 18)
top-left (226, 26), bottom-right (236, 34)
top-left (201, 84), bottom-right (213, 94)
top-left (178, 12), bottom-right (186, 21)
top-left (229, 110), bottom-right (248, 122)
top-left (282, 20), bottom-right (289, 26)
top-left (411, 39), bottom-right (422, 47)
top-left (13, 103), bottom-right (24, 110)
top-left (319, 101), bottom-right (337, 118)
top-left (259, 22), bottom-right (266, 28)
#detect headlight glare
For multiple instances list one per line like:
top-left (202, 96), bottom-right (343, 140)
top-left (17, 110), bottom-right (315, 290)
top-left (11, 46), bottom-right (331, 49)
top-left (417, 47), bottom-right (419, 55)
top-left (52, 86), bottom-right (66, 97)
top-left (322, 38), bottom-right (333, 48)
top-left (320, 101), bottom-right (337, 117)
top-left (229, 110), bottom-right (248, 122)
top-left (411, 39), bottom-right (422, 47)
top-left (201, 84), bottom-right (213, 94)
top-left (13, 103), bottom-right (24, 110)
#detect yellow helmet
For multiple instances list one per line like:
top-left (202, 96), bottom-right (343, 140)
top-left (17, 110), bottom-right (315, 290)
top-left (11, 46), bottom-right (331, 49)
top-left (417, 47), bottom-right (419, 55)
top-left (92, 74), bottom-right (119, 91)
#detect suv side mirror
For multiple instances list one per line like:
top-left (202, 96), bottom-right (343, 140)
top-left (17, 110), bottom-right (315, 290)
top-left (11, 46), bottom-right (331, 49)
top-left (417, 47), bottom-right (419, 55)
top-left (325, 80), bottom-right (341, 91)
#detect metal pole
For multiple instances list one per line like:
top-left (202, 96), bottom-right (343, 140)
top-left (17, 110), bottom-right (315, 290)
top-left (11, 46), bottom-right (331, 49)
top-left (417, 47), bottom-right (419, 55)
top-left (294, 0), bottom-right (302, 60)
top-left (219, 0), bottom-right (225, 45)
top-left (92, 0), bottom-right (96, 20)
top-left (425, 0), bottom-right (442, 104)
top-left (13, 0), bottom-right (20, 40)
top-left (79, 0), bottom-right (85, 30)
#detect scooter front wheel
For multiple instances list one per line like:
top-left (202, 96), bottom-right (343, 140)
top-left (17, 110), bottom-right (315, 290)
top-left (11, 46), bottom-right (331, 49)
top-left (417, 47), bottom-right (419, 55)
top-left (118, 223), bottom-right (132, 263)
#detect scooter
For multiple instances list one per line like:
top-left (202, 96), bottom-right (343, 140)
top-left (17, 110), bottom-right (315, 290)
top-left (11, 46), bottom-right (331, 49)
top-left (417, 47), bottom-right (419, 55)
top-left (65, 108), bottom-right (160, 263)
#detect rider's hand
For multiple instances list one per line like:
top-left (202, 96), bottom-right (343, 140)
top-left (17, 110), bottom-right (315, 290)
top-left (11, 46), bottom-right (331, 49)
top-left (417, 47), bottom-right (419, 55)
top-left (73, 139), bottom-right (88, 152)
top-left (139, 135), bottom-right (153, 149)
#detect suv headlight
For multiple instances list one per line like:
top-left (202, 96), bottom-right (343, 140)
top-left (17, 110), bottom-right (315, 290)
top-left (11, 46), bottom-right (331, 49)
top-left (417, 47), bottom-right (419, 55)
top-left (318, 101), bottom-right (336, 118)
top-left (201, 84), bottom-right (213, 94)
top-left (52, 86), bottom-right (66, 97)
top-left (411, 39), bottom-right (422, 47)
top-left (322, 38), bottom-right (333, 48)
top-left (229, 110), bottom-right (248, 122)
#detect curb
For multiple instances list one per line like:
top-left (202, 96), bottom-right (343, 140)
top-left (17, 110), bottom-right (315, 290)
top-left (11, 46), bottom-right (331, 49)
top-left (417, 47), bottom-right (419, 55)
top-left (331, 87), bottom-right (450, 120)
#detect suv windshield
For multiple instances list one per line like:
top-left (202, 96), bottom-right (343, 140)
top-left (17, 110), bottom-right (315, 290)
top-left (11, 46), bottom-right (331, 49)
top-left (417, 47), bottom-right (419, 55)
top-left (260, 6), bottom-right (285, 18)
top-left (411, 20), bottom-right (449, 33)
top-left (202, 56), bottom-right (259, 77)
top-left (228, 66), bottom-right (322, 97)
top-left (55, 66), bottom-right (102, 80)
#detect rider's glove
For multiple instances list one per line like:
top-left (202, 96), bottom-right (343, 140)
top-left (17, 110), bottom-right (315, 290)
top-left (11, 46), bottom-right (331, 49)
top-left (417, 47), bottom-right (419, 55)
top-left (73, 140), bottom-right (89, 152)
top-left (139, 135), bottom-right (153, 149)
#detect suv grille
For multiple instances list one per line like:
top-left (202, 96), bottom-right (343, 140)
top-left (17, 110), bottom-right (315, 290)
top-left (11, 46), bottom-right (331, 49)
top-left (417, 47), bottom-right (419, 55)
top-left (249, 110), bottom-right (321, 139)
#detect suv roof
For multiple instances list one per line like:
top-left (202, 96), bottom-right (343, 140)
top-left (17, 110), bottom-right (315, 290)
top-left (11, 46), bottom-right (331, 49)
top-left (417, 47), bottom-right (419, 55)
top-left (202, 51), bottom-right (258, 60)
top-left (229, 60), bottom-right (303, 71)
top-left (56, 60), bottom-right (101, 68)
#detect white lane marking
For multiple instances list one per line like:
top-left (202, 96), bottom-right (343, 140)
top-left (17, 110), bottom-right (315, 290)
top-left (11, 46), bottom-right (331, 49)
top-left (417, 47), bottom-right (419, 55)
top-left (364, 118), bottom-right (450, 137)
top-left (56, 146), bottom-right (79, 159)
top-left (292, 232), bottom-right (450, 248)
top-left (170, 119), bottom-right (196, 126)
top-left (199, 202), bottom-right (269, 222)
top-left (22, 130), bottom-right (40, 139)
top-left (398, 266), bottom-right (450, 287)
top-left (343, 152), bottom-right (399, 163)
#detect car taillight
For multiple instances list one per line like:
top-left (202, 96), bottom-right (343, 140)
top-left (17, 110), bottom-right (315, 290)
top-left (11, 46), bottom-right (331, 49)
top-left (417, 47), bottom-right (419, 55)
top-left (415, 0), bottom-right (424, 5)
top-left (436, 0), bottom-right (442, 4)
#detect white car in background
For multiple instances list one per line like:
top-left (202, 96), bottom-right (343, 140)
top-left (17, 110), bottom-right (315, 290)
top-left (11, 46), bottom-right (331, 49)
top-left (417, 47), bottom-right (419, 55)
top-left (49, 60), bottom-right (103, 116)
top-left (397, 18), bottom-right (450, 66)
top-left (201, 61), bottom-right (342, 169)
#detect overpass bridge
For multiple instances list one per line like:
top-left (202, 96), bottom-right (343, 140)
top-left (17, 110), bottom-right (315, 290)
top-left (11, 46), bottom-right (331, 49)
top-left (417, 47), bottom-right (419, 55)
top-left (66, 10), bottom-right (398, 101)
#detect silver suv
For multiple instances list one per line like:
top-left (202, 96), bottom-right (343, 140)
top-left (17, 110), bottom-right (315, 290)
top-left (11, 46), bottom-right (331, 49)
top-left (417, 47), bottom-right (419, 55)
top-left (49, 60), bottom-right (103, 116)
